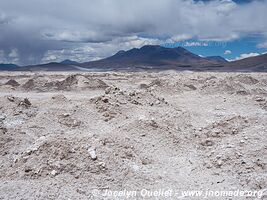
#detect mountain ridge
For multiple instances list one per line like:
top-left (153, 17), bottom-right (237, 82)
top-left (1, 45), bottom-right (267, 72)
top-left (79, 45), bottom-right (220, 70)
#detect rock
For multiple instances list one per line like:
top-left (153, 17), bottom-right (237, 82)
top-left (105, 87), bottom-right (112, 94)
top-left (184, 84), bottom-right (197, 90)
top-left (19, 98), bottom-right (31, 108)
top-left (98, 162), bottom-right (106, 171)
top-left (236, 90), bottom-right (248, 95)
top-left (129, 92), bottom-right (136, 97)
top-left (255, 97), bottom-right (265, 102)
top-left (58, 116), bottom-right (81, 127)
top-left (61, 113), bottom-right (70, 118)
top-left (139, 83), bottom-right (149, 89)
top-left (141, 157), bottom-right (152, 165)
top-left (155, 100), bottom-right (160, 105)
top-left (88, 147), bottom-right (97, 160)
top-left (25, 136), bottom-right (46, 155)
top-left (0, 115), bottom-right (6, 121)
top-left (50, 170), bottom-right (58, 176)
top-left (150, 120), bottom-right (159, 128)
top-left (24, 167), bottom-right (33, 173)
top-left (102, 98), bottom-right (109, 103)
top-left (7, 96), bottom-right (15, 102)
top-left (201, 139), bottom-right (214, 147)
top-left (215, 160), bottom-right (223, 168)
top-left (131, 100), bottom-right (140, 105)
top-left (51, 94), bottom-right (67, 101)
top-left (232, 128), bottom-right (238, 134)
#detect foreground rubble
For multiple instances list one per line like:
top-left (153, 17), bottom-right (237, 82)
top-left (0, 71), bottom-right (266, 199)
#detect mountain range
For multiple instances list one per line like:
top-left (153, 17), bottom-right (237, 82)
top-left (1, 45), bottom-right (266, 72)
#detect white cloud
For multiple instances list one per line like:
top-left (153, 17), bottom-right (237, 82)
top-left (224, 50), bottom-right (232, 55)
top-left (231, 52), bottom-right (260, 61)
top-left (0, 50), bottom-right (7, 63)
top-left (7, 48), bottom-right (19, 64)
top-left (257, 42), bottom-right (267, 49)
top-left (1, 0), bottom-right (267, 64)
top-left (166, 34), bottom-right (192, 43)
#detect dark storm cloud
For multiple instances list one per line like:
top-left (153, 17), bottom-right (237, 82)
top-left (0, 0), bottom-right (267, 65)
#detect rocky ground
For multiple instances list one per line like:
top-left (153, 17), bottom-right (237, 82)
top-left (0, 71), bottom-right (266, 200)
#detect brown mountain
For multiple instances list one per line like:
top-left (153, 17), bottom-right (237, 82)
top-left (224, 53), bottom-right (267, 72)
top-left (79, 45), bottom-right (221, 70)
top-left (5, 45), bottom-right (267, 72)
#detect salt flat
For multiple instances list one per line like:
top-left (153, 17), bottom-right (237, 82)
top-left (0, 71), bottom-right (266, 199)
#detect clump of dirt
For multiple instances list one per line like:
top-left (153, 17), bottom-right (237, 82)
top-left (183, 84), bottom-right (197, 90)
top-left (5, 79), bottom-right (20, 87)
top-left (58, 114), bottom-right (81, 128)
top-left (139, 83), bottom-right (149, 89)
top-left (0, 96), bottom-right (37, 130)
top-left (21, 75), bottom-right (109, 91)
top-left (92, 86), bottom-right (168, 121)
top-left (139, 79), bottom-right (170, 91)
top-left (233, 75), bottom-right (260, 85)
top-left (49, 74), bottom-right (78, 91)
top-left (51, 94), bottom-right (68, 102)
top-left (22, 79), bottom-right (35, 90)
top-left (6, 95), bottom-right (32, 108)
top-left (149, 79), bottom-right (164, 87)
top-left (200, 77), bottom-right (248, 95)
top-left (253, 96), bottom-right (267, 111)
top-left (199, 116), bottom-right (249, 141)
top-left (18, 98), bottom-right (32, 108)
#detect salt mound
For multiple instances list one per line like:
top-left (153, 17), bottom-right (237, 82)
top-left (22, 79), bottom-right (35, 90)
top-left (75, 75), bottom-right (109, 90)
top-left (201, 77), bottom-right (248, 94)
top-left (55, 74), bottom-right (78, 90)
top-left (5, 79), bottom-right (20, 87)
top-left (233, 75), bottom-right (259, 85)
top-left (22, 75), bottom-right (109, 91)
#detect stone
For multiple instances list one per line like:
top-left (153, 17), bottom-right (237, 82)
top-left (255, 97), bottom-right (265, 102)
top-left (62, 113), bottom-right (70, 117)
top-left (7, 96), bottom-right (15, 102)
top-left (0, 115), bottom-right (6, 121)
top-left (98, 162), bottom-right (106, 171)
top-left (50, 170), bottom-right (58, 176)
top-left (201, 139), bottom-right (214, 147)
top-left (19, 98), bottom-right (31, 107)
top-left (88, 147), bottom-right (97, 160)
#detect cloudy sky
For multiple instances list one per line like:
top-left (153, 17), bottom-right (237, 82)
top-left (0, 0), bottom-right (267, 65)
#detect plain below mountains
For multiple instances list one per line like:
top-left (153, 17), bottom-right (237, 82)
top-left (1, 45), bottom-right (267, 72)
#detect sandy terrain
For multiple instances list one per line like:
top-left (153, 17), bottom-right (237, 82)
top-left (0, 71), bottom-right (266, 200)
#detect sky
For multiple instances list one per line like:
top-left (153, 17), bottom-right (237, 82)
top-left (0, 0), bottom-right (267, 65)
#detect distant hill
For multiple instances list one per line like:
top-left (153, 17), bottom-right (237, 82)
top-left (1, 45), bottom-right (266, 72)
top-left (206, 56), bottom-right (228, 63)
top-left (224, 53), bottom-right (267, 72)
top-left (0, 64), bottom-right (19, 71)
top-left (17, 62), bottom-right (80, 71)
top-left (60, 59), bottom-right (79, 65)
